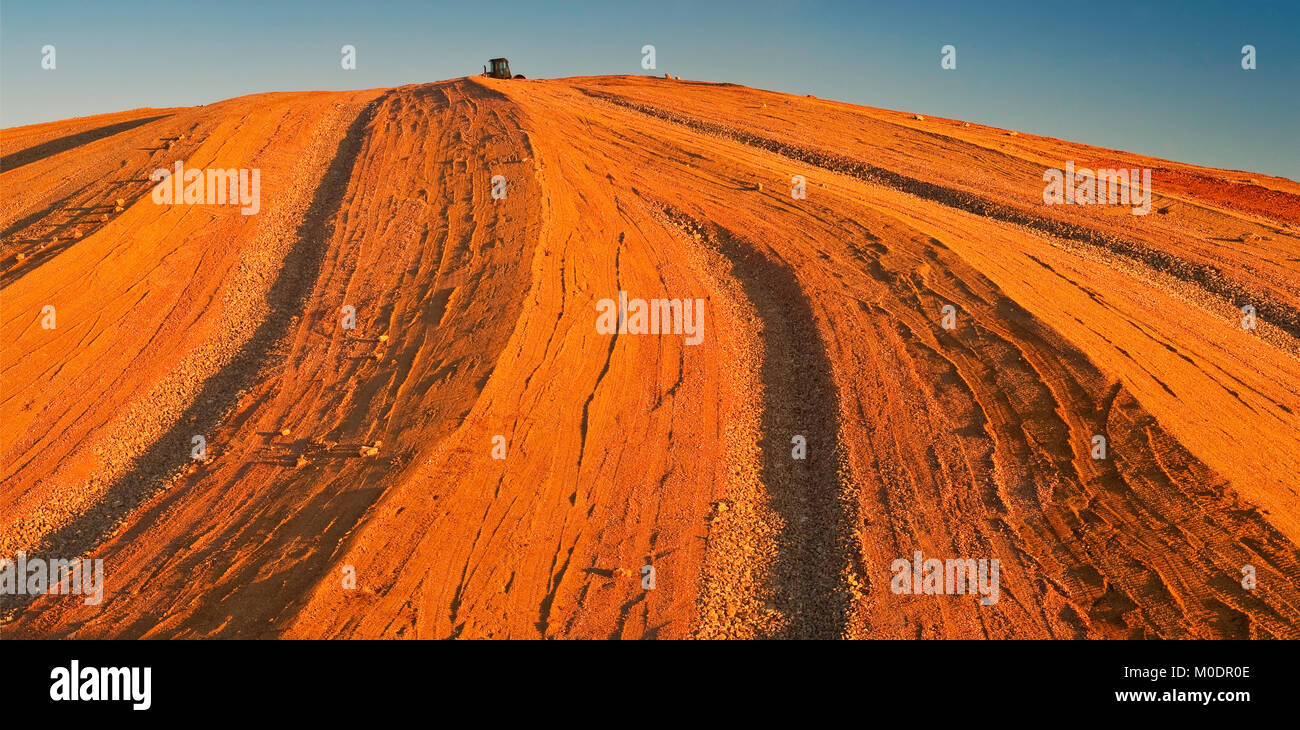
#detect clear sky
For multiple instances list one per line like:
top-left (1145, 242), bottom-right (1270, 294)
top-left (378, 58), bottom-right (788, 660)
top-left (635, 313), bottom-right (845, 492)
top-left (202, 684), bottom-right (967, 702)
top-left (3, 0), bottom-right (1296, 179)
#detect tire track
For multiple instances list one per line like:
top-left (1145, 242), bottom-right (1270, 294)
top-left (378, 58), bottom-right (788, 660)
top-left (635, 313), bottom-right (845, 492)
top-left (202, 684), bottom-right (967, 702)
top-left (1, 114), bottom-right (172, 172)
top-left (845, 225), bottom-right (1300, 637)
top-left (0, 92), bottom-right (387, 624)
top-left (662, 208), bottom-right (852, 639)
top-left (581, 89), bottom-right (1300, 342)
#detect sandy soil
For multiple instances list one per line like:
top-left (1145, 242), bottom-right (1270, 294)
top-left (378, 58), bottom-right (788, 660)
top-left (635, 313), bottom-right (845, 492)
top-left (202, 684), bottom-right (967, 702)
top-left (2, 75), bottom-right (1298, 639)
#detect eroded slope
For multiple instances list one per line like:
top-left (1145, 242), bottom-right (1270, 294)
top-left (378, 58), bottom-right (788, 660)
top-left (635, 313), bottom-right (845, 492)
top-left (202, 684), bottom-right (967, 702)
top-left (3, 76), bottom-right (1298, 639)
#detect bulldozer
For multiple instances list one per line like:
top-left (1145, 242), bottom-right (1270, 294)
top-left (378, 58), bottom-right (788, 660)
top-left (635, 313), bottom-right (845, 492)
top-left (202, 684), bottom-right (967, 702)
top-left (482, 58), bottom-right (525, 79)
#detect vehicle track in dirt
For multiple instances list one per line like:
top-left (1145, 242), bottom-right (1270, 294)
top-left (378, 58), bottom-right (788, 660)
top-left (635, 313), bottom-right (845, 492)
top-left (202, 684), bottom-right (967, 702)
top-left (657, 208), bottom-right (853, 638)
top-left (581, 88), bottom-right (1300, 342)
top-left (0, 91), bottom-right (387, 624)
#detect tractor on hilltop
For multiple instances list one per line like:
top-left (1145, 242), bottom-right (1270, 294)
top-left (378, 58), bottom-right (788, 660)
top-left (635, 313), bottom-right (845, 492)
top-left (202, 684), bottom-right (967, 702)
top-left (482, 58), bottom-right (525, 79)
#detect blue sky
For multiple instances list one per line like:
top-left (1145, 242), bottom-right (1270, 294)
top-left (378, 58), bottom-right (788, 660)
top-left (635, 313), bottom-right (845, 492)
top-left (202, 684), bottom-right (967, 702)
top-left (3, 0), bottom-right (1296, 178)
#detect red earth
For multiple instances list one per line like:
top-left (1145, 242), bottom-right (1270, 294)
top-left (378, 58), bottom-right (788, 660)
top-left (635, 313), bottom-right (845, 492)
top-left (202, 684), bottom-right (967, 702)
top-left (3, 76), bottom-right (1299, 638)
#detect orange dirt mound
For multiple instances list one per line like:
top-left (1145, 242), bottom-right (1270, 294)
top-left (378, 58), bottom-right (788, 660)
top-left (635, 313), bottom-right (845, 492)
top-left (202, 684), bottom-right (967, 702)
top-left (3, 76), bottom-right (1298, 638)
